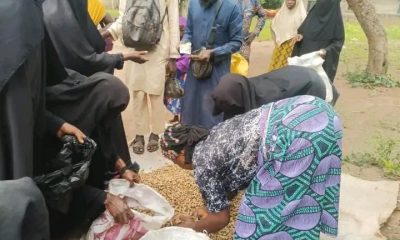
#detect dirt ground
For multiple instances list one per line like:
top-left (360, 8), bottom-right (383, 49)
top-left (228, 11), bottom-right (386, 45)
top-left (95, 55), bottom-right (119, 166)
top-left (114, 40), bottom-right (400, 239)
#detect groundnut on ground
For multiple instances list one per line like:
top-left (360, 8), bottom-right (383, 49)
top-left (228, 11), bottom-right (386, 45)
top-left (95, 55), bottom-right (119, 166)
top-left (141, 165), bottom-right (244, 240)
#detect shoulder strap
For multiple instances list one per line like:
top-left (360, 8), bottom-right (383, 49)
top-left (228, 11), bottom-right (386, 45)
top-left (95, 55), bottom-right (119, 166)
top-left (206, 0), bottom-right (224, 48)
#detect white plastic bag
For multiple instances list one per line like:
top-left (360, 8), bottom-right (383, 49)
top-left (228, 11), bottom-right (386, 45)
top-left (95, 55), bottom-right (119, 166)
top-left (85, 182), bottom-right (174, 240)
top-left (141, 227), bottom-right (210, 240)
top-left (288, 51), bottom-right (333, 103)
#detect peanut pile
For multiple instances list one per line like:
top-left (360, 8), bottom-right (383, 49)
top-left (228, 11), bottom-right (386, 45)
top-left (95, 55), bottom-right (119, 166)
top-left (141, 164), bottom-right (244, 240)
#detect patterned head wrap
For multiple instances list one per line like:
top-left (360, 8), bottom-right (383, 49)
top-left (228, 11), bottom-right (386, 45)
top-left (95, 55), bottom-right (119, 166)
top-left (161, 124), bottom-right (210, 164)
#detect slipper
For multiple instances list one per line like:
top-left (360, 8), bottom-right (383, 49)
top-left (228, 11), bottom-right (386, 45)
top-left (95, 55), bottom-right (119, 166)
top-left (147, 133), bottom-right (159, 152)
top-left (131, 135), bottom-right (145, 155)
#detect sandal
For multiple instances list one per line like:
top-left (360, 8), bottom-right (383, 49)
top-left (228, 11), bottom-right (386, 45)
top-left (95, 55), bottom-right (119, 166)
top-left (147, 133), bottom-right (159, 152)
top-left (131, 135), bottom-right (145, 155)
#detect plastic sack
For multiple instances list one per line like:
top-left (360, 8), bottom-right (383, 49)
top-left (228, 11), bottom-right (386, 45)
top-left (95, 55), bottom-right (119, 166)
top-left (141, 227), bottom-right (210, 240)
top-left (85, 183), bottom-right (174, 240)
top-left (231, 52), bottom-right (249, 77)
top-left (288, 51), bottom-right (333, 103)
top-left (34, 135), bottom-right (97, 213)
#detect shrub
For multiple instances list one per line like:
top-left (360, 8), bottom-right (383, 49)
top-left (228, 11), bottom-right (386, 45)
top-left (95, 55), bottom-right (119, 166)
top-left (260, 0), bottom-right (283, 9)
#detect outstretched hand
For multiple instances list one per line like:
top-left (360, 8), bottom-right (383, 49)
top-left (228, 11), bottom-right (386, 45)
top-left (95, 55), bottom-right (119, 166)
top-left (123, 51), bottom-right (149, 64)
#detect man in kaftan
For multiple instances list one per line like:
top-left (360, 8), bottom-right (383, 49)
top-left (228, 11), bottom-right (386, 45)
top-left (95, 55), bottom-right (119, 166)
top-left (181, 0), bottom-right (243, 129)
top-left (107, 0), bottom-right (180, 154)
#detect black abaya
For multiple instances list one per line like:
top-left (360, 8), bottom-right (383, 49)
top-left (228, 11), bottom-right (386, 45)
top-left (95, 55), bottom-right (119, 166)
top-left (292, 0), bottom-right (345, 82)
top-left (212, 66), bottom-right (326, 120)
top-left (42, 0), bottom-right (123, 76)
top-left (0, 178), bottom-right (49, 240)
top-left (1, 0), bottom-right (130, 236)
top-left (0, 0), bottom-right (61, 180)
top-left (43, 70), bottom-right (131, 187)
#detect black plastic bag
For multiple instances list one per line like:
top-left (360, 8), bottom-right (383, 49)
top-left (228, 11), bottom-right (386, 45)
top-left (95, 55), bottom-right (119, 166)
top-left (34, 135), bottom-right (97, 213)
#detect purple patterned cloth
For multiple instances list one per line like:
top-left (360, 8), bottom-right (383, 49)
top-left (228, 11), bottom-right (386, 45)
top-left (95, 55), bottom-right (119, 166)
top-left (234, 96), bottom-right (342, 240)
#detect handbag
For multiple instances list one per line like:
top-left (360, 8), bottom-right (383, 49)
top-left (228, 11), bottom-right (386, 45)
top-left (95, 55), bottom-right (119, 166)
top-left (190, 0), bottom-right (223, 80)
top-left (34, 135), bottom-right (97, 213)
top-left (164, 73), bottom-right (184, 98)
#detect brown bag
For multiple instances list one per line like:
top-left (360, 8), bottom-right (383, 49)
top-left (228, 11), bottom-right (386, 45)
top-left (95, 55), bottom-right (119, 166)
top-left (190, 49), bottom-right (213, 80)
top-left (164, 73), bottom-right (184, 98)
top-left (190, 0), bottom-right (223, 80)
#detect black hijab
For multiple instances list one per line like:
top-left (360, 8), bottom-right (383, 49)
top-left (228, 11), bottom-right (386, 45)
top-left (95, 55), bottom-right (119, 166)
top-left (43, 0), bottom-right (117, 76)
top-left (298, 0), bottom-right (344, 41)
top-left (0, 0), bottom-right (44, 92)
top-left (44, 0), bottom-right (105, 53)
top-left (212, 66), bottom-right (327, 120)
top-left (211, 74), bottom-right (257, 120)
top-left (67, 0), bottom-right (105, 52)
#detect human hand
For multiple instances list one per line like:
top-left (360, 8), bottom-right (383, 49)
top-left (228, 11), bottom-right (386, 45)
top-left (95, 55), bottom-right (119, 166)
top-left (122, 169), bottom-right (141, 186)
top-left (177, 215), bottom-right (196, 229)
top-left (195, 207), bottom-right (209, 220)
top-left (57, 123), bottom-right (86, 144)
top-left (295, 34), bottom-right (303, 42)
top-left (191, 49), bottom-right (213, 62)
top-left (123, 51), bottom-right (149, 64)
top-left (105, 193), bottom-right (134, 224)
top-left (319, 49), bottom-right (327, 59)
top-left (166, 58), bottom-right (177, 76)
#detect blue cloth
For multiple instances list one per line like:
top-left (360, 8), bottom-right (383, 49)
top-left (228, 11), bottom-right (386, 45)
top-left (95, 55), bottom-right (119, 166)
top-left (181, 0), bottom-right (243, 129)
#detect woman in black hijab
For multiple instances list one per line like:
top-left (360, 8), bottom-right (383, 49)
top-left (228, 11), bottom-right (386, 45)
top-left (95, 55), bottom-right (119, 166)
top-left (0, 0), bottom-right (136, 237)
top-left (212, 65), bottom-right (327, 120)
top-left (42, 0), bottom-right (147, 77)
top-left (291, 0), bottom-right (345, 82)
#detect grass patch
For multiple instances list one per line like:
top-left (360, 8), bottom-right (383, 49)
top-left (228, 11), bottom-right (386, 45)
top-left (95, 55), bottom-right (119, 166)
top-left (346, 71), bottom-right (400, 88)
top-left (341, 21), bottom-right (400, 82)
top-left (344, 137), bottom-right (400, 179)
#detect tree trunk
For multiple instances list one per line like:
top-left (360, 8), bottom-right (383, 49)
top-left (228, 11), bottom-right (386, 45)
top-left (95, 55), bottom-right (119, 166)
top-left (346, 0), bottom-right (389, 75)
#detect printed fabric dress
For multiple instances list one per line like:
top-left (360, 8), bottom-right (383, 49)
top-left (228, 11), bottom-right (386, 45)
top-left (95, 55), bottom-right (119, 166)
top-left (192, 95), bottom-right (342, 239)
top-left (235, 96), bottom-right (342, 239)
